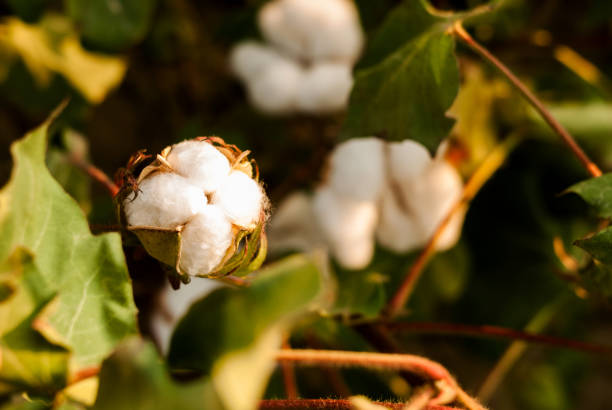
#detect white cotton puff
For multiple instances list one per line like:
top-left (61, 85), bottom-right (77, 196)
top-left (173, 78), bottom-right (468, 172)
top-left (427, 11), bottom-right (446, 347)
top-left (296, 62), bottom-right (353, 113)
top-left (166, 140), bottom-right (231, 194)
top-left (332, 235), bottom-right (375, 270)
top-left (259, 0), bottom-right (364, 63)
top-left (179, 204), bottom-right (234, 276)
top-left (388, 140), bottom-right (432, 185)
top-left (312, 186), bottom-right (377, 269)
top-left (212, 170), bottom-right (264, 229)
top-left (247, 57), bottom-right (303, 114)
top-left (229, 41), bottom-right (286, 83)
top-left (150, 278), bottom-right (221, 354)
top-left (376, 186), bottom-right (426, 253)
top-left (328, 137), bottom-right (386, 202)
top-left (404, 160), bottom-right (464, 251)
top-left (268, 191), bottom-right (326, 253)
top-left (124, 172), bottom-right (206, 229)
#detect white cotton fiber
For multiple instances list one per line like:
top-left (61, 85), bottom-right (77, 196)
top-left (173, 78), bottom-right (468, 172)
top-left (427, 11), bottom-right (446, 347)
top-left (388, 140), bottom-right (432, 185)
top-left (166, 140), bottom-right (231, 194)
top-left (332, 235), bottom-right (375, 270)
top-left (247, 57), bottom-right (303, 114)
top-left (229, 41), bottom-right (286, 83)
top-left (376, 186), bottom-right (426, 253)
top-left (328, 138), bottom-right (386, 202)
top-left (312, 186), bottom-right (377, 269)
top-left (212, 170), bottom-right (264, 229)
top-left (179, 204), bottom-right (234, 276)
top-left (296, 62), bottom-right (353, 113)
top-left (124, 172), bottom-right (206, 229)
top-left (150, 278), bottom-right (221, 354)
top-left (259, 0), bottom-right (364, 63)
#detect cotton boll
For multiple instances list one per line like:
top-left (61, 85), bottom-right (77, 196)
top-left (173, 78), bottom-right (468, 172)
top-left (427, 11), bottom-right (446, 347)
top-left (268, 191), bottom-right (326, 253)
top-left (312, 186), bottom-right (377, 268)
top-left (124, 172), bottom-right (206, 229)
top-left (150, 278), bottom-right (221, 354)
top-left (247, 57), bottom-right (302, 114)
top-left (376, 186), bottom-right (426, 253)
top-left (332, 235), bottom-right (375, 270)
top-left (296, 62), bottom-right (353, 113)
top-left (179, 205), bottom-right (234, 276)
top-left (328, 138), bottom-right (386, 201)
top-left (388, 140), bottom-right (432, 185)
top-left (229, 41), bottom-right (286, 83)
top-left (258, 1), bottom-right (304, 60)
top-left (435, 206), bottom-right (467, 251)
top-left (212, 170), bottom-right (264, 229)
top-left (166, 140), bottom-right (231, 194)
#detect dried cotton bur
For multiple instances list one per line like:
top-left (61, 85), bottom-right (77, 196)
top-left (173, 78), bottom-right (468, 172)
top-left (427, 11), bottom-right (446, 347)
top-left (268, 138), bottom-right (466, 270)
top-left (117, 137), bottom-right (269, 285)
top-left (229, 0), bottom-right (363, 114)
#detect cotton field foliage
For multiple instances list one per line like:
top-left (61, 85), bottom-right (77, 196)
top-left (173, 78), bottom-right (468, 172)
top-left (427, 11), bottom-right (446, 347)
top-left (229, 0), bottom-right (364, 114)
top-left (268, 138), bottom-right (466, 270)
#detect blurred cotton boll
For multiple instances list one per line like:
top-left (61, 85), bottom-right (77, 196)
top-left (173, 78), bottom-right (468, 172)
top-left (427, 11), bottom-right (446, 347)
top-left (297, 62), bottom-right (354, 113)
top-left (259, 0), bottom-right (364, 63)
top-left (328, 137), bottom-right (386, 202)
top-left (388, 140), bottom-right (432, 183)
top-left (247, 57), bottom-right (303, 113)
top-left (376, 186), bottom-right (425, 253)
top-left (229, 41), bottom-right (287, 83)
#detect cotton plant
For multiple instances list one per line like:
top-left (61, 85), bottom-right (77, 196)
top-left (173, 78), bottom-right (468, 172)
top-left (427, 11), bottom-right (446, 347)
top-left (118, 137), bottom-right (269, 284)
top-left (268, 137), bottom-right (466, 270)
top-left (229, 0), bottom-right (364, 114)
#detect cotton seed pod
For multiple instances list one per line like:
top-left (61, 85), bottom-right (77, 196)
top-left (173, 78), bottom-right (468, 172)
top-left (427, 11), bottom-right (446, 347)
top-left (247, 57), bottom-right (303, 114)
top-left (117, 137), bottom-right (268, 281)
top-left (312, 186), bottom-right (377, 270)
top-left (259, 0), bottom-right (364, 63)
top-left (296, 62), bottom-right (354, 113)
top-left (376, 185), bottom-right (426, 253)
top-left (229, 41), bottom-right (287, 83)
top-left (327, 137), bottom-right (386, 202)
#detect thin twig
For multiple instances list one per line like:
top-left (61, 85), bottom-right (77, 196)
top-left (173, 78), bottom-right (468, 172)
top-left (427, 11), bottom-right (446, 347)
top-left (452, 22), bottom-right (602, 178)
top-left (385, 321), bottom-right (612, 354)
top-left (258, 399), bottom-right (457, 409)
top-left (384, 137), bottom-right (518, 319)
top-left (281, 339), bottom-right (299, 399)
top-left (275, 349), bottom-right (486, 410)
top-left (69, 155), bottom-right (119, 197)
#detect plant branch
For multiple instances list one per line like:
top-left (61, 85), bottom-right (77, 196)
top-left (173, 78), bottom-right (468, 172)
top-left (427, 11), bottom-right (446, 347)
top-left (275, 349), bottom-right (486, 410)
top-left (69, 155), bottom-right (119, 197)
top-left (385, 321), bottom-right (612, 354)
top-left (259, 399), bottom-right (459, 409)
top-left (281, 339), bottom-right (299, 399)
top-left (452, 22), bottom-right (602, 178)
top-left (384, 137), bottom-right (518, 319)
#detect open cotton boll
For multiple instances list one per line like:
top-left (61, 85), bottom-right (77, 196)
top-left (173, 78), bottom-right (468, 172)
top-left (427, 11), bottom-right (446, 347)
top-left (331, 235), bottom-right (375, 270)
top-left (296, 62), bottom-right (353, 113)
top-left (150, 278), bottom-right (221, 354)
top-left (166, 140), bottom-right (231, 194)
top-left (212, 170), bottom-right (264, 229)
top-left (435, 206), bottom-right (467, 251)
top-left (259, 0), bottom-right (363, 63)
top-left (229, 41), bottom-right (286, 83)
top-left (388, 140), bottom-right (432, 184)
top-left (268, 191), bottom-right (326, 253)
top-left (124, 172), bottom-right (206, 228)
top-left (247, 57), bottom-right (302, 114)
top-left (179, 205), bottom-right (234, 276)
top-left (376, 186), bottom-right (426, 253)
top-left (328, 138), bottom-right (386, 201)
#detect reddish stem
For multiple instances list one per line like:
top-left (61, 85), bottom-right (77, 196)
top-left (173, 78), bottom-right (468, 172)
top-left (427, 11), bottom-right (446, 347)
top-left (281, 340), bottom-right (300, 399)
top-left (259, 399), bottom-right (458, 409)
top-left (70, 156), bottom-right (119, 197)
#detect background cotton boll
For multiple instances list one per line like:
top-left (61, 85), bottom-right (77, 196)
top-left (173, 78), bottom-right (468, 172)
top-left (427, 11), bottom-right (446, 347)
top-left (229, 41), bottom-right (285, 83)
top-left (257, 0), bottom-right (303, 60)
top-left (328, 137), bottom-right (386, 201)
top-left (247, 58), bottom-right (302, 114)
top-left (212, 170), bottom-right (264, 229)
top-left (166, 140), bottom-right (231, 194)
top-left (312, 186), bottom-right (377, 251)
top-left (179, 205), bottom-right (234, 276)
top-left (296, 62), bottom-right (353, 113)
top-left (331, 235), bottom-right (375, 270)
top-left (124, 172), bottom-right (207, 228)
top-left (376, 187), bottom-right (426, 253)
top-left (435, 206), bottom-right (467, 251)
top-left (388, 140), bottom-right (432, 184)
top-left (268, 191), bottom-right (326, 253)
top-left (150, 278), bottom-right (221, 354)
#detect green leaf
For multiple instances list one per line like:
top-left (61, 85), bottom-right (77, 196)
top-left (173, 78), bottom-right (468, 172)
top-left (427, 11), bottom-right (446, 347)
top-left (579, 262), bottom-right (612, 300)
top-left (93, 339), bottom-right (221, 410)
top-left (566, 173), bottom-right (612, 218)
top-left (575, 227), bottom-right (612, 265)
top-left (0, 109), bottom-right (138, 374)
top-left (0, 249), bottom-right (69, 397)
top-left (331, 268), bottom-right (386, 319)
top-left (168, 254), bottom-right (330, 410)
top-left (342, 0), bottom-right (460, 152)
top-left (66, 0), bottom-right (157, 52)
